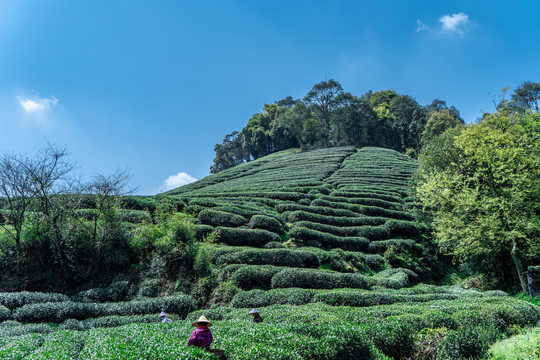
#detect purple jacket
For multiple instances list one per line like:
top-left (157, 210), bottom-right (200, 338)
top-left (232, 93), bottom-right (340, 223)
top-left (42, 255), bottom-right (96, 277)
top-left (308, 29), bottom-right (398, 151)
top-left (187, 326), bottom-right (213, 349)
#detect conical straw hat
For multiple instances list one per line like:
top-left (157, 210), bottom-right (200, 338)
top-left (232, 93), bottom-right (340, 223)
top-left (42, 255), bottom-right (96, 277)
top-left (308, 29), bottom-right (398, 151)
top-left (192, 315), bottom-right (212, 327)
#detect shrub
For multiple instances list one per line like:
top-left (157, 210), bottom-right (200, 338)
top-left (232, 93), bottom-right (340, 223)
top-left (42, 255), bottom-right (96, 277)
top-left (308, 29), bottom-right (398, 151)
top-left (214, 248), bottom-right (319, 268)
top-left (119, 210), bottom-right (152, 223)
top-left (293, 221), bottom-right (390, 240)
top-left (0, 292), bottom-right (69, 310)
top-left (385, 219), bottom-right (422, 237)
top-left (12, 295), bottom-right (196, 323)
top-left (311, 198), bottom-right (414, 220)
top-left (284, 210), bottom-right (387, 226)
top-left (230, 288), bottom-right (317, 308)
top-left (0, 305), bottom-right (10, 321)
top-left (59, 314), bottom-right (166, 331)
top-left (320, 195), bottom-right (403, 211)
top-left (138, 279), bottom-right (161, 298)
top-left (374, 268), bottom-right (417, 289)
top-left (121, 196), bottom-right (158, 211)
top-left (249, 215), bottom-right (284, 234)
top-left (230, 265), bottom-right (282, 290)
top-left (271, 268), bottom-right (373, 290)
top-left (216, 227), bottom-right (280, 247)
top-left (72, 280), bottom-right (130, 303)
top-left (437, 327), bottom-right (491, 360)
top-left (193, 224), bottom-right (214, 241)
top-left (198, 209), bottom-right (247, 227)
top-left (289, 226), bottom-right (368, 251)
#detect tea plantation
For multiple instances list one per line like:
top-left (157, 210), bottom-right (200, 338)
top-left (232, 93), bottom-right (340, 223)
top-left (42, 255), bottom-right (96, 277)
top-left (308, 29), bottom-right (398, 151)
top-left (1, 146), bottom-right (539, 359)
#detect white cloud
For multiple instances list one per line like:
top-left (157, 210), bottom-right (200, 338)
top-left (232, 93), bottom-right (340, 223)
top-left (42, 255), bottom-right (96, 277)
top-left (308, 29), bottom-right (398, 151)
top-left (17, 95), bottom-right (58, 113)
top-left (160, 171), bottom-right (197, 192)
top-left (416, 19), bottom-right (429, 32)
top-left (439, 12), bottom-right (469, 34)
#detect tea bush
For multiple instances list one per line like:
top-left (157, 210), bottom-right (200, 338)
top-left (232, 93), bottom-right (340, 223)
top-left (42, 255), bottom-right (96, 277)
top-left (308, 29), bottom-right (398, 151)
top-left (12, 294), bottom-right (196, 323)
top-left (283, 210), bottom-right (387, 226)
top-left (230, 265), bottom-right (282, 290)
top-left (72, 280), bottom-right (130, 303)
top-left (248, 215), bottom-right (284, 234)
top-left (271, 268), bottom-right (373, 290)
top-left (215, 227), bottom-right (280, 247)
top-left (213, 247), bottom-right (319, 268)
top-left (0, 292), bottom-right (69, 310)
top-left (198, 209), bottom-right (247, 227)
top-left (289, 226), bottom-right (369, 251)
top-left (0, 305), bottom-right (9, 321)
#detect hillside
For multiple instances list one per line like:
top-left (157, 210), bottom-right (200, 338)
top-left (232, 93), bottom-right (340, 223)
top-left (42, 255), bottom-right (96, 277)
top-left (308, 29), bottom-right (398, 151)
top-left (1, 146), bottom-right (539, 359)
top-left (165, 146), bottom-right (438, 305)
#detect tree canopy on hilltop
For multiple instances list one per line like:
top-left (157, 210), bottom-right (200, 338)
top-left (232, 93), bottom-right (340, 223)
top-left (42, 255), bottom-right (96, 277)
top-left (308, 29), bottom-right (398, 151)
top-left (210, 79), bottom-right (463, 173)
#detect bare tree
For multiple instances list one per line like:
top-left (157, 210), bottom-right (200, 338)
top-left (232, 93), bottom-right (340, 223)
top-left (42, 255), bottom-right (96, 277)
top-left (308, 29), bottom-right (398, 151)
top-left (1, 143), bottom-right (131, 269)
top-left (0, 152), bottom-right (34, 251)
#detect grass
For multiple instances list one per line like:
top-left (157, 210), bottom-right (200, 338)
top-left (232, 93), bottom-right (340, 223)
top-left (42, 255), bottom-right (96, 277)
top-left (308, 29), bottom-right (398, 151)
top-left (488, 326), bottom-right (540, 360)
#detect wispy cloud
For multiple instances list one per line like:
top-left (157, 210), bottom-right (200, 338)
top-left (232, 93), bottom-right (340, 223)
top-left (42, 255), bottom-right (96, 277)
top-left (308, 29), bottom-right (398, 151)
top-left (17, 95), bottom-right (58, 114)
top-left (416, 12), bottom-right (470, 35)
top-left (160, 171), bottom-right (197, 192)
top-left (439, 12), bottom-right (469, 34)
top-left (416, 19), bottom-right (429, 32)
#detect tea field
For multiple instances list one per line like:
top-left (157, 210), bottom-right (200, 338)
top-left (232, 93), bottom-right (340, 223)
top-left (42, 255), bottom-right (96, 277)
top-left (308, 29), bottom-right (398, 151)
top-left (1, 146), bottom-right (539, 359)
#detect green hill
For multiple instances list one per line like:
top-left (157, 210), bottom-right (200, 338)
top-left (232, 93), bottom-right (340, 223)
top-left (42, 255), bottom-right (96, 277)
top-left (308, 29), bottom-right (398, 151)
top-left (163, 146), bottom-right (438, 302)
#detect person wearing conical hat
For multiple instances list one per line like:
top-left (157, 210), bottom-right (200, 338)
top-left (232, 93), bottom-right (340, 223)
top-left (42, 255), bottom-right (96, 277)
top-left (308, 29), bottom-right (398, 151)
top-left (158, 311), bottom-right (172, 323)
top-left (187, 315), bottom-right (213, 349)
top-left (248, 308), bottom-right (263, 323)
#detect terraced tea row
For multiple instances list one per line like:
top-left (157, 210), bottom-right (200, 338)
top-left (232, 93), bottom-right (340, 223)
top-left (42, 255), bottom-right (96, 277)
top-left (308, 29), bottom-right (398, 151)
top-left (1, 288), bottom-right (538, 360)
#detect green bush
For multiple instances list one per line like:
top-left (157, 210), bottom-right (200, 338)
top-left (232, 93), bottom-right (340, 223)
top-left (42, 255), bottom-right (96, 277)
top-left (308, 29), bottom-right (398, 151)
top-left (289, 226), bottom-right (368, 251)
top-left (0, 305), bottom-right (10, 321)
top-left (121, 196), bottom-right (158, 212)
top-left (12, 295), bottom-right (196, 323)
top-left (230, 265), bottom-right (282, 290)
top-left (193, 224), bottom-right (215, 241)
top-left (320, 195), bottom-right (403, 211)
top-left (293, 221), bottom-right (390, 240)
top-left (216, 227), bottom-right (281, 247)
top-left (283, 210), bottom-right (387, 226)
top-left (59, 313), bottom-right (166, 331)
top-left (213, 247), bottom-right (319, 268)
top-left (72, 280), bottom-right (130, 303)
top-left (119, 210), bottom-right (152, 223)
top-left (198, 209), bottom-right (247, 227)
top-left (230, 288), bottom-right (317, 308)
top-left (311, 198), bottom-right (413, 220)
top-left (0, 292), bottom-right (69, 310)
top-left (271, 268), bottom-right (373, 290)
top-left (249, 215), bottom-right (284, 234)
top-left (437, 327), bottom-right (491, 360)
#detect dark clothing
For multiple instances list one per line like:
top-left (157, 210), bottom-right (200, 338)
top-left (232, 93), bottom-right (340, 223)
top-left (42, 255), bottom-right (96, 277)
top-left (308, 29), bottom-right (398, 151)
top-left (253, 314), bottom-right (263, 323)
top-left (188, 326), bottom-right (213, 349)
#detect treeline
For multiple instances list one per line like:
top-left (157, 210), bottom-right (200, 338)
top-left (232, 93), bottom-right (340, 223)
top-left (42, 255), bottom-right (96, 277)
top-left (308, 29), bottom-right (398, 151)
top-left (211, 79), bottom-right (464, 173)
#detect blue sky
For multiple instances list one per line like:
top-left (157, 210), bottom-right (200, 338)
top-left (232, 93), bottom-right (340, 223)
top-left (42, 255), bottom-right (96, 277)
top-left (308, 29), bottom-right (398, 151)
top-left (1, 0), bottom-right (539, 195)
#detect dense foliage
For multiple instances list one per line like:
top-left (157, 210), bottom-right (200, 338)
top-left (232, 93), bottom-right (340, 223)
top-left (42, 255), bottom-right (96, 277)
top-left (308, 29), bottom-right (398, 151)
top-left (416, 103), bottom-right (540, 291)
top-left (210, 80), bottom-right (465, 173)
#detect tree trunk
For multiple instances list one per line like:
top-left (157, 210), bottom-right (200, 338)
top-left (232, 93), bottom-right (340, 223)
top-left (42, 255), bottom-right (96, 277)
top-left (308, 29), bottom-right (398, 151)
top-left (511, 238), bottom-right (527, 292)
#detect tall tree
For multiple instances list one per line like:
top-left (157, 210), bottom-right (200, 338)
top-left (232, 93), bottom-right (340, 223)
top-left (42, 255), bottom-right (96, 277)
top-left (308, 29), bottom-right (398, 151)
top-left (417, 109), bottom-right (540, 291)
top-left (330, 95), bottom-right (378, 147)
top-left (209, 131), bottom-right (246, 174)
top-left (511, 81), bottom-right (540, 113)
top-left (304, 79), bottom-right (348, 146)
top-left (275, 102), bottom-right (310, 149)
top-left (421, 109), bottom-right (463, 145)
